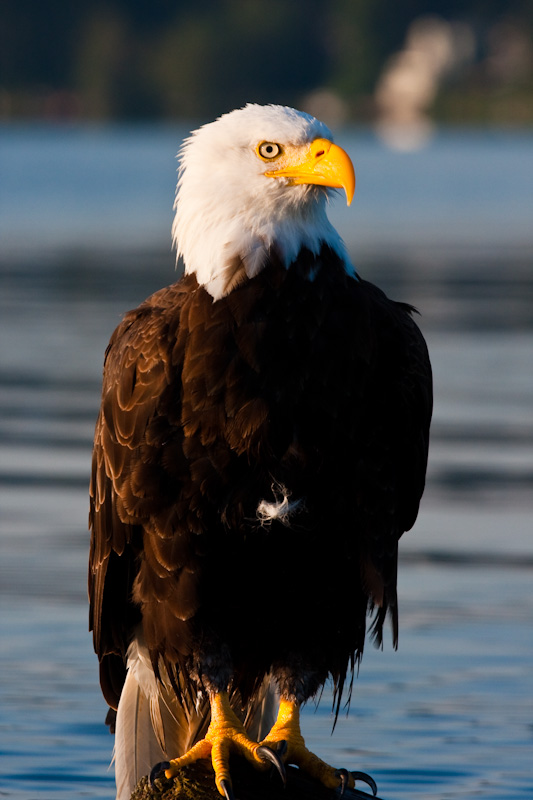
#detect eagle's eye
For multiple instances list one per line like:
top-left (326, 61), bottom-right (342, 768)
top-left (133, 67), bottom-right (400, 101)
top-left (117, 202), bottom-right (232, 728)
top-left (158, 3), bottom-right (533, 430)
top-left (257, 142), bottom-right (282, 160)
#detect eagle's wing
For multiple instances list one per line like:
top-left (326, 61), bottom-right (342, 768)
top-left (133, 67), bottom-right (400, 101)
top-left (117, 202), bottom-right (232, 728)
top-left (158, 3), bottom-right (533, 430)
top-left (376, 294), bottom-right (432, 534)
top-left (89, 281), bottom-right (189, 710)
top-left (393, 306), bottom-right (433, 534)
top-left (359, 281), bottom-right (433, 646)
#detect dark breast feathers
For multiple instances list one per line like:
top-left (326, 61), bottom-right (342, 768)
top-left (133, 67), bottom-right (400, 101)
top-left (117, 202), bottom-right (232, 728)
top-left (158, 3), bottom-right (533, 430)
top-left (89, 246), bottom-right (432, 713)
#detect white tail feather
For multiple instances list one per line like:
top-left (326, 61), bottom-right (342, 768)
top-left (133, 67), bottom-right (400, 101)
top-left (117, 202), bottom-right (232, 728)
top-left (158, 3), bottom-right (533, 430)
top-left (114, 636), bottom-right (203, 800)
top-left (244, 676), bottom-right (279, 740)
top-left (114, 634), bottom-right (279, 800)
top-left (114, 665), bottom-right (167, 800)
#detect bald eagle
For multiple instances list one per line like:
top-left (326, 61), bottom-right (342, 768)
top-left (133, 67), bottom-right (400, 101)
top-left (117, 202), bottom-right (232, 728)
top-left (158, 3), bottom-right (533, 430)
top-left (89, 104), bottom-right (432, 800)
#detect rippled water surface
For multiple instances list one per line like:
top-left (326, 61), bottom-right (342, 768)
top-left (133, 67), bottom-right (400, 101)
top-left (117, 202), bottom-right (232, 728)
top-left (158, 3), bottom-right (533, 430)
top-left (1, 126), bottom-right (532, 799)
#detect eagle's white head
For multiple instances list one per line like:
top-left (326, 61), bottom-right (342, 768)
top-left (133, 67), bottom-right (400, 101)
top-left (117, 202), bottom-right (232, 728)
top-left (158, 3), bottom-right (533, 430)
top-left (172, 104), bottom-right (356, 300)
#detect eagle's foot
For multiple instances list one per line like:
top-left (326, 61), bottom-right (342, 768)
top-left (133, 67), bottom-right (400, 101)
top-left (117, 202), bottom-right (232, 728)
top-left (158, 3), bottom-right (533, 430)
top-left (260, 699), bottom-right (378, 795)
top-left (161, 691), bottom-right (283, 798)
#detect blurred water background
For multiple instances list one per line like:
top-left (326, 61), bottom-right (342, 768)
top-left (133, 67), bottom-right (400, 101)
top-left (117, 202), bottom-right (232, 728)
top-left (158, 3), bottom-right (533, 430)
top-left (1, 121), bottom-right (532, 800)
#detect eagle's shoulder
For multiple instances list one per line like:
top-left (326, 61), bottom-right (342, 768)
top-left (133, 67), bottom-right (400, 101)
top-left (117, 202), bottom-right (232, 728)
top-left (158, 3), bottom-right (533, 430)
top-left (102, 273), bottom-right (197, 367)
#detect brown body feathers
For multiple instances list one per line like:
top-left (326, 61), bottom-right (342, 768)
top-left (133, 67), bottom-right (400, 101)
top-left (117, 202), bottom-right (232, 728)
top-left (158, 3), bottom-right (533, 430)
top-left (89, 245), bottom-right (432, 718)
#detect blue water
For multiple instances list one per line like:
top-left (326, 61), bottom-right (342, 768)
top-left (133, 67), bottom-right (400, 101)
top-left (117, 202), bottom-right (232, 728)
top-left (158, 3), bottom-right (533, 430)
top-left (0, 124), bottom-right (532, 799)
top-left (2, 124), bottom-right (533, 255)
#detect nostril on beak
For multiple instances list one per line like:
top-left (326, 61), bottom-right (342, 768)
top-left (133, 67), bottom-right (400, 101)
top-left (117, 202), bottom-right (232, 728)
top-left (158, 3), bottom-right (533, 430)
top-left (315, 150), bottom-right (325, 158)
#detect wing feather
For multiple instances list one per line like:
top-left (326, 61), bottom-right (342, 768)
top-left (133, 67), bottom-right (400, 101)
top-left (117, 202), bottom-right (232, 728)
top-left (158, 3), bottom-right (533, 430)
top-left (356, 280), bottom-right (432, 647)
top-left (89, 279), bottom-right (194, 707)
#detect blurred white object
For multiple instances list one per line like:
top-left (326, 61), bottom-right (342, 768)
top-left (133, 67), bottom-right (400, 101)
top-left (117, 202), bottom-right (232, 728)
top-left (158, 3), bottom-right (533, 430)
top-left (375, 16), bottom-right (475, 150)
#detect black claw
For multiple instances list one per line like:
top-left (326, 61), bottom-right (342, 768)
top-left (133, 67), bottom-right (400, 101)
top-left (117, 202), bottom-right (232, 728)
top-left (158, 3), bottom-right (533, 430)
top-left (149, 761), bottom-right (171, 788)
top-left (335, 768), bottom-right (350, 797)
top-left (256, 745), bottom-right (287, 786)
top-left (351, 771), bottom-right (378, 797)
top-left (220, 778), bottom-right (236, 800)
top-left (276, 739), bottom-right (288, 758)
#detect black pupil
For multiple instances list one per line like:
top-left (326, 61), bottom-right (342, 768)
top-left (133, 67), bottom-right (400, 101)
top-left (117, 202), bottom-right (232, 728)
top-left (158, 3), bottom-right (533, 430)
top-left (265, 144), bottom-right (275, 155)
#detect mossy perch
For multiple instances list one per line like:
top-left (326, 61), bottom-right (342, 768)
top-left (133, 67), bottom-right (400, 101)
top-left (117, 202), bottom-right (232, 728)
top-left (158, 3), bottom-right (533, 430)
top-left (130, 759), bottom-right (382, 800)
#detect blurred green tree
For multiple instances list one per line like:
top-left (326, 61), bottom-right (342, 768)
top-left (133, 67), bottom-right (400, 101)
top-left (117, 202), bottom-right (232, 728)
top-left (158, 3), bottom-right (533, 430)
top-left (1, 0), bottom-right (532, 120)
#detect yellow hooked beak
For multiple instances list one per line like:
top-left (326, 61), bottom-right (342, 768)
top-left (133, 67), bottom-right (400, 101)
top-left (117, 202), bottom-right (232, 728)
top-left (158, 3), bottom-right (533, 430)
top-left (264, 138), bottom-right (355, 206)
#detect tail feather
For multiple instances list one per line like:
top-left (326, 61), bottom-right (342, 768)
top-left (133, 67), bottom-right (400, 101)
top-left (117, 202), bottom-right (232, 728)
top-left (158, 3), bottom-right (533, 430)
top-left (114, 666), bottom-right (167, 800)
top-left (114, 637), bottom-right (205, 800)
top-left (114, 635), bottom-right (278, 800)
top-left (243, 675), bottom-right (278, 740)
